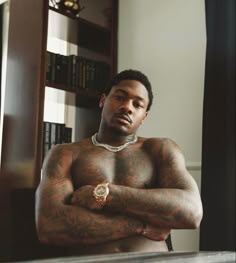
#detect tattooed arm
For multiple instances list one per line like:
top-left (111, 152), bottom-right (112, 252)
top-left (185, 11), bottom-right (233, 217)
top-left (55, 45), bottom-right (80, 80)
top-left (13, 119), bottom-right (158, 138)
top-left (73, 138), bottom-right (203, 229)
top-left (107, 138), bottom-right (203, 228)
top-left (35, 144), bottom-right (146, 246)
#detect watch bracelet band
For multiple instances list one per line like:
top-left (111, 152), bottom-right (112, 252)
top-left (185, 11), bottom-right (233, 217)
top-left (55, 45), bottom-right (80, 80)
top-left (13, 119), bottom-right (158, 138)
top-left (93, 183), bottom-right (109, 206)
top-left (94, 196), bottom-right (106, 205)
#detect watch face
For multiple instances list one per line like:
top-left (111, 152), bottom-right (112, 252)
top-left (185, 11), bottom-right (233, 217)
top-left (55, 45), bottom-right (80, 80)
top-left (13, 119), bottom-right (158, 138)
top-left (96, 185), bottom-right (106, 196)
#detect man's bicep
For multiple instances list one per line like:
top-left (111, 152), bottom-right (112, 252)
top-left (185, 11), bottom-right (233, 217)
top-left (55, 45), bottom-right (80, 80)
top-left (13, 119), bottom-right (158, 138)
top-left (37, 144), bottom-right (74, 207)
top-left (42, 144), bottom-right (73, 180)
top-left (37, 176), bottom-right (74, 208)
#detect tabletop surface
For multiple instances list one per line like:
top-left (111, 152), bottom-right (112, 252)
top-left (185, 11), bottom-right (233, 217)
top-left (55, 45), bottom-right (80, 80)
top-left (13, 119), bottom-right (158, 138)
top-left (18, 251), bottom-right (236, 263)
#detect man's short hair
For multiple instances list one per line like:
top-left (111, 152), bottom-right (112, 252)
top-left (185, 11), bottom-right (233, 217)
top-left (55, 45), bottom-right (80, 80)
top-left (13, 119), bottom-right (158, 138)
top-left (103, 69), bottom-right (153, 111)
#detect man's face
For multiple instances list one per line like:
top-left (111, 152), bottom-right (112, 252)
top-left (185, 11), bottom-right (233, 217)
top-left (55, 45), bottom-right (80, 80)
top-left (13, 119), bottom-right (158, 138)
top-left (99, 80), bottom-right (149, 135)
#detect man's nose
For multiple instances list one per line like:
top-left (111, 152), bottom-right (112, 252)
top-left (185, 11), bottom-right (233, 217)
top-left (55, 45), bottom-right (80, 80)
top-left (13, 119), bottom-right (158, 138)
top-left (119, 100), bottom-right (133, 114)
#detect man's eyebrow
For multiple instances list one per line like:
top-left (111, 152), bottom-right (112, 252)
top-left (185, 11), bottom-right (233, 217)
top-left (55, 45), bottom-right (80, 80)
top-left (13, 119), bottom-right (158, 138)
top-left (114, 88), bottom-right (145, 101)
top-left (113, 88), bottom-right (128, 95)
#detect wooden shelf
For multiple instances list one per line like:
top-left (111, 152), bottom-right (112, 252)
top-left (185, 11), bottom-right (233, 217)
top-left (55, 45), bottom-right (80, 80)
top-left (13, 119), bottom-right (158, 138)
top-left (48, 6), bottom-right (111, 32)
top-left (46, 82), bottom-right (101, 108)
top-left (49, 6), bottom-right (112, 56)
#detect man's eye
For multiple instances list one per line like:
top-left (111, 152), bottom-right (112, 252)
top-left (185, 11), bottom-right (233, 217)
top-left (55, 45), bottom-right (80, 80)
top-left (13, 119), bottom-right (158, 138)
top-left (115, 96), bottom-right (124, 101)
top-left (134, 102), bottom-right (143, 108)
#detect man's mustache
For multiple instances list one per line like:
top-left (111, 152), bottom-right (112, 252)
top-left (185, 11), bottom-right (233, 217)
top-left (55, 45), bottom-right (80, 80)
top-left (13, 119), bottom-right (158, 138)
top-left (114, 113), bottom-right (132, 124)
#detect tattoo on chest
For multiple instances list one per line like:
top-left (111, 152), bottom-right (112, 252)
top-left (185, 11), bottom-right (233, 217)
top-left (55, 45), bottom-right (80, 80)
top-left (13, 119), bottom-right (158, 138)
top-left (72, 150), bottom-right (156, 188)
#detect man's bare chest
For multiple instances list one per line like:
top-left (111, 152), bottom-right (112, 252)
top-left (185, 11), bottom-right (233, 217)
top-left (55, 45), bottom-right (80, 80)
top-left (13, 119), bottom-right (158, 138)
top-left (71, 149), bottom-right (158, 189)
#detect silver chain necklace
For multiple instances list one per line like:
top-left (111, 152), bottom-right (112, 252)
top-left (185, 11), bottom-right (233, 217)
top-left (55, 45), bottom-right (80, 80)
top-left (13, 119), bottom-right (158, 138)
top-left (91, 133), bottom-right (138, 152)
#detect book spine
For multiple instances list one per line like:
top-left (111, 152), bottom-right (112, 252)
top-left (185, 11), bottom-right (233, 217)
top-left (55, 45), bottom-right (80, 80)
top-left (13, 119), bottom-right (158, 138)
top-left (54, 53), bottom-right (62, 84)
top-left (71, 55), bottom-right (77, 90)
top-left (50, 122), bottom-right (57, 147)
top-left (56, 123), bottom-right (66, 144)
top-left (46, 51), bottom-right (52, 84)
top-left (42, 121), bottom-right (51, 162)
top-left (64, 127), bottom-right (72, 143)
top-left (75, 56), bottom-right (81, 90)
top-left (60, 55), bottom-right (68, 86)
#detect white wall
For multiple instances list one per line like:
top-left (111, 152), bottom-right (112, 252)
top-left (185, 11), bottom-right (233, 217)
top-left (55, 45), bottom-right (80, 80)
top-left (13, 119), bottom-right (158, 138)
top-left (118, 0), bottom-right (206, 251)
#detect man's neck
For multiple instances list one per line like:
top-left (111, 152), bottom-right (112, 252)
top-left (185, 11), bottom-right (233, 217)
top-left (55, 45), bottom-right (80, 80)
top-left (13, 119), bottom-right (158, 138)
top-left (96, 131), bottom-right (137, 147)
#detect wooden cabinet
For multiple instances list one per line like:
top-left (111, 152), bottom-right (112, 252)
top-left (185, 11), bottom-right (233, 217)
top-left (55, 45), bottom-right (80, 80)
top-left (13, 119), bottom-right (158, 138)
top-left (0, 0), bottom-right (118, 261)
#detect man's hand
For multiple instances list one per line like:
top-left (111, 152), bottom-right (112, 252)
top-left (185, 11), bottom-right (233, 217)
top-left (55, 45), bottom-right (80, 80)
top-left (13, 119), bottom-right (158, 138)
top-left (142, 224), bottom-right (170, 241)
top-left (71, 185), bottom-right (103, 210)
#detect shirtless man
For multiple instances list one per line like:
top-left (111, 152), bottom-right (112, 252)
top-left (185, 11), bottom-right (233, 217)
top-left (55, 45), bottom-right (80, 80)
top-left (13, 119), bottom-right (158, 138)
top-left (35, 69), bottom-right (203, 255)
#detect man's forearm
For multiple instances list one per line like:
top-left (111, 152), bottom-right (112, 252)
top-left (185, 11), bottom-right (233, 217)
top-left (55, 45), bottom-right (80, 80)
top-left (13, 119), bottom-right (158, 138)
top-left (36, 203), bottom-right (144, 246)
top-left (105, 184), bottom-right (202, 229)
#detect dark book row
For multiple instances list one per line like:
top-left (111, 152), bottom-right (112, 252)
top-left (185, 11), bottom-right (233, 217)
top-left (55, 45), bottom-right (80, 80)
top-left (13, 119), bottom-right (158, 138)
top-left (42, 121), bottom-right (72, 162)
top-left (46, 51), bottom-right (111, 93)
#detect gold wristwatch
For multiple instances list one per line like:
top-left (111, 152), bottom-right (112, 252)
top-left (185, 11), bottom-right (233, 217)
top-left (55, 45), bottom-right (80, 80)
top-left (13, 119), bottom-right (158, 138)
top-left (93, 183), bottom-right (109, 206)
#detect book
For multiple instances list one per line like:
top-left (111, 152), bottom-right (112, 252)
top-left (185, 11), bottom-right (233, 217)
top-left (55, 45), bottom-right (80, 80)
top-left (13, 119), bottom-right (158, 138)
top-left (63, 127), bottom-right (72, 143)
top-left (46, 52), bottom-right (111, 93)
top-left (46, 51), bottom-right (56, 84)
top-left (50, 122), bottom-right (57, 147)
top-left (42, 121), bottom-right (73, 162)
top-left (60, 55), bottom-right (69, 86)
top-left (68, 55), bottom-right (77, 90)
top-left (42, 121), bottom-right (51, 162)
top-left (56, 123), bottom-right (66, 144)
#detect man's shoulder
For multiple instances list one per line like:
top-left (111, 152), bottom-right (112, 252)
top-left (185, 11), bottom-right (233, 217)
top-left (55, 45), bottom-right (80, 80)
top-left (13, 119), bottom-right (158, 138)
top-left (139, 137), bottom-right (180, 156)
top-left (51, 137), bottom-right (92, 153)
top-left (139, 137), bottom-right (182, 165)
top-left (140, 137), bottom-right (178, 148)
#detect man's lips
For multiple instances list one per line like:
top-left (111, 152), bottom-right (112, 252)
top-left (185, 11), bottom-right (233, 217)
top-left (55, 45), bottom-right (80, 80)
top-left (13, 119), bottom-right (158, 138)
top-left (114, 113), bottom-right (132, 124)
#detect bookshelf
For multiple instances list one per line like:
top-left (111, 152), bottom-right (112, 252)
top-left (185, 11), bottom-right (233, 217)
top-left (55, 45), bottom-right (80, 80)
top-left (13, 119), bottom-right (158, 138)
top-left (44, 0), bottom-right (118, 158)
top-left (0, 0), bottom-right (118, 261)
top-left (46, 2), bottom-right (117, 108)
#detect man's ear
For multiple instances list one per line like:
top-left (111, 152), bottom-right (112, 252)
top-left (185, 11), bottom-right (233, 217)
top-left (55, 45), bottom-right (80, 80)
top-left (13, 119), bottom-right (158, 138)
top-left (99, 94), bottom-right (106, 108)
